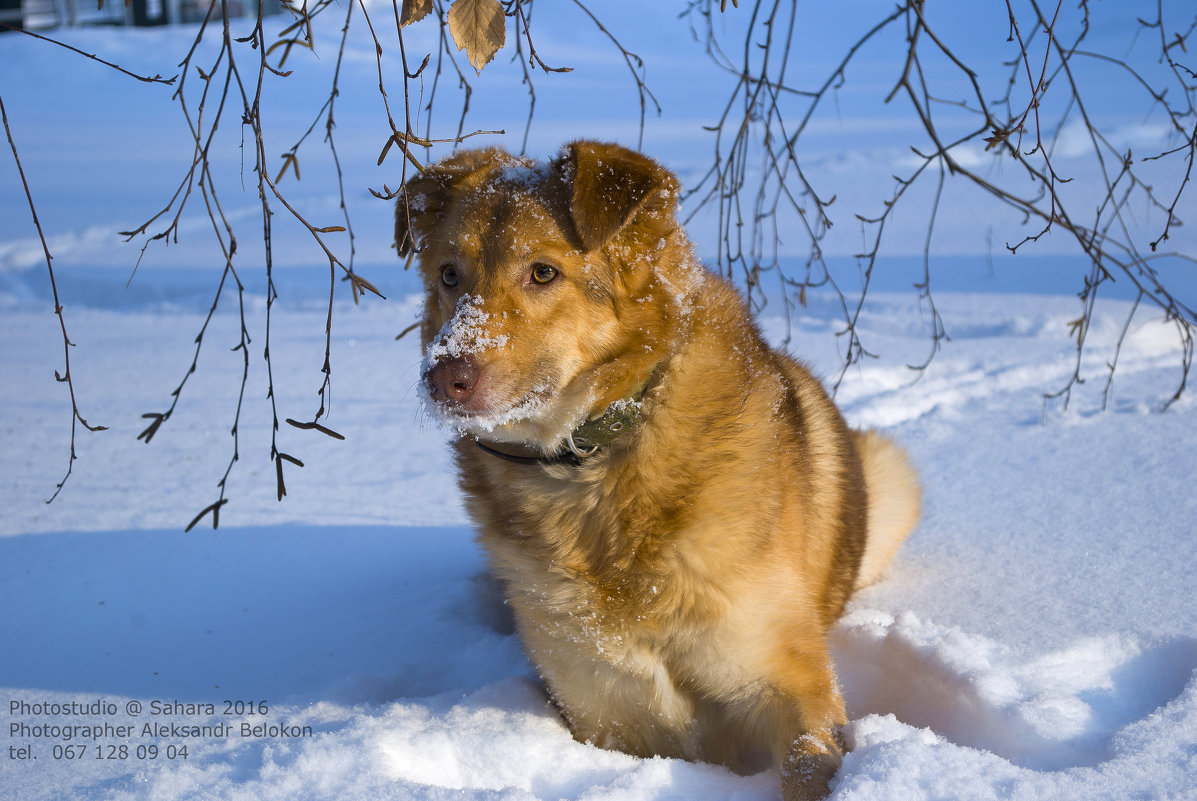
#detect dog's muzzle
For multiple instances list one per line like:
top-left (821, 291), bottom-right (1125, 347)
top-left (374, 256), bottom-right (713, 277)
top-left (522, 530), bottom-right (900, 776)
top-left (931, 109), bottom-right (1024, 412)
top-left (425, 356), bottom-right (480, 405)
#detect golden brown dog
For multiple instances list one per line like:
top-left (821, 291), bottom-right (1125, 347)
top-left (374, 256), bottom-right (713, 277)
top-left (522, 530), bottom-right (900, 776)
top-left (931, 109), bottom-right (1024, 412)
top-left (397, 141), bottom-right (920, 801)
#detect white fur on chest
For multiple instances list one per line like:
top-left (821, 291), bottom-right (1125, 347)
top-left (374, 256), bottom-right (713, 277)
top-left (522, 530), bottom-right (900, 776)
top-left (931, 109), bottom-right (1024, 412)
top-left (497, 554), bottom-right (706, 757)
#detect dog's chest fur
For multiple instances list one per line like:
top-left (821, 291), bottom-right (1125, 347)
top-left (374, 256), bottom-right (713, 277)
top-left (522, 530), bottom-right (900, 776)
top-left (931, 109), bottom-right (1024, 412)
top-left (460, 436), bottom-right (718, 667)
top-left (462, 451), bottom-right (754, 762)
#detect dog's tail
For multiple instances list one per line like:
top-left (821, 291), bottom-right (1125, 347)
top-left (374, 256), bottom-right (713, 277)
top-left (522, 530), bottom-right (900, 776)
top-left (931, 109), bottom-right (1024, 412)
top-left (851, 430), bottom-right (921, 590)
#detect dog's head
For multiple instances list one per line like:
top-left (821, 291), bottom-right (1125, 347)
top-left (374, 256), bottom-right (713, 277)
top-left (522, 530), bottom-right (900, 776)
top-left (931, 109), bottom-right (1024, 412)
top-left (398, 141), bottom-right (695, 451)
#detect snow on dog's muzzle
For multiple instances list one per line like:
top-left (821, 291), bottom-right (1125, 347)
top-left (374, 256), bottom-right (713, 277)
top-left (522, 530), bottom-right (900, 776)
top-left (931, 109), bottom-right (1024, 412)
top-left (421, 294), bottom-right (508, 416)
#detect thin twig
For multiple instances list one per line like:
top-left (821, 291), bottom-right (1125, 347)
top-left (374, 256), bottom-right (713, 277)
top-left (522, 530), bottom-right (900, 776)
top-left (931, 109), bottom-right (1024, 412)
top-left (2, 93), bottom-right (107, 503)
top-left (0, 21), bottom-right (177, 85)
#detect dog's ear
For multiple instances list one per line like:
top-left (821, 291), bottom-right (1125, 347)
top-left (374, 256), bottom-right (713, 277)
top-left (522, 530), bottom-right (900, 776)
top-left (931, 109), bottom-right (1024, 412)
top-left (395, 147), bottom-right (511, 257)
top-left (556, 141), bottom-right (679, 251)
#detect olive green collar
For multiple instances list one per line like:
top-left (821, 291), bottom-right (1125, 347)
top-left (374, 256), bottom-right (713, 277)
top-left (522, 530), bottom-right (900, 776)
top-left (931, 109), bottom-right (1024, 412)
top-left (475, 381), bottom-right (651, 467)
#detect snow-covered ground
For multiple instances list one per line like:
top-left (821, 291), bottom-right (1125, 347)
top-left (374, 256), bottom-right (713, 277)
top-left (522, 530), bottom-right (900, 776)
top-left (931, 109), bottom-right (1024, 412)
top-left (2, 4), bottom-right (1196, 800)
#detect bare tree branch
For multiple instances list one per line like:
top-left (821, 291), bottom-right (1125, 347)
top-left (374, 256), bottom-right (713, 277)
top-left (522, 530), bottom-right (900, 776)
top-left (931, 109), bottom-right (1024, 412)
top-left (0, 21), bottom-right (177, 84)
top-left (685, 0), bottom-right (1195, 409)
top-left (2, 92), bottom-right (108, 503)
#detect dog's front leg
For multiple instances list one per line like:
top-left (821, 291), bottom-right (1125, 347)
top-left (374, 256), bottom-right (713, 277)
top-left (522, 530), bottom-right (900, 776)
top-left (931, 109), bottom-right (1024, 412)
top-left (748, 647), bottom-right (847, 801)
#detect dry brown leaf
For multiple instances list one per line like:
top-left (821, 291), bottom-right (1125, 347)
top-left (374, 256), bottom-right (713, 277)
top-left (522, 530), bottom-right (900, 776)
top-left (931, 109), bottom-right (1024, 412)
top-left (447, 0), bottom-right (506, 74)
top-left (400, 0), bottom-right (434, 27)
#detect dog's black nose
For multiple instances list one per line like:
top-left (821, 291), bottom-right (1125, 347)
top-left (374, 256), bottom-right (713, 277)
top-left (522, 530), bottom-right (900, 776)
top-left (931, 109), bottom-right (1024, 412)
top-left (426, 356), bottom-right (479, 404)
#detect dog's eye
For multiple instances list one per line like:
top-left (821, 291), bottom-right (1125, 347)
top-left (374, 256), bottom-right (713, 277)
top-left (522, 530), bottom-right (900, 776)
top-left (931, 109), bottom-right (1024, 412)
top-left (440, 264), bottom-right (459, 288)
top-left (531, 263), bottom-right (558, 285)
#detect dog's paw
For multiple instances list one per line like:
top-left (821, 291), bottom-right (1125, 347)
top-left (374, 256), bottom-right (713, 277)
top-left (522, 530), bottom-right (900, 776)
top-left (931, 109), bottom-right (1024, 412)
top-left (780, 729), bottom-right (842, 801)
